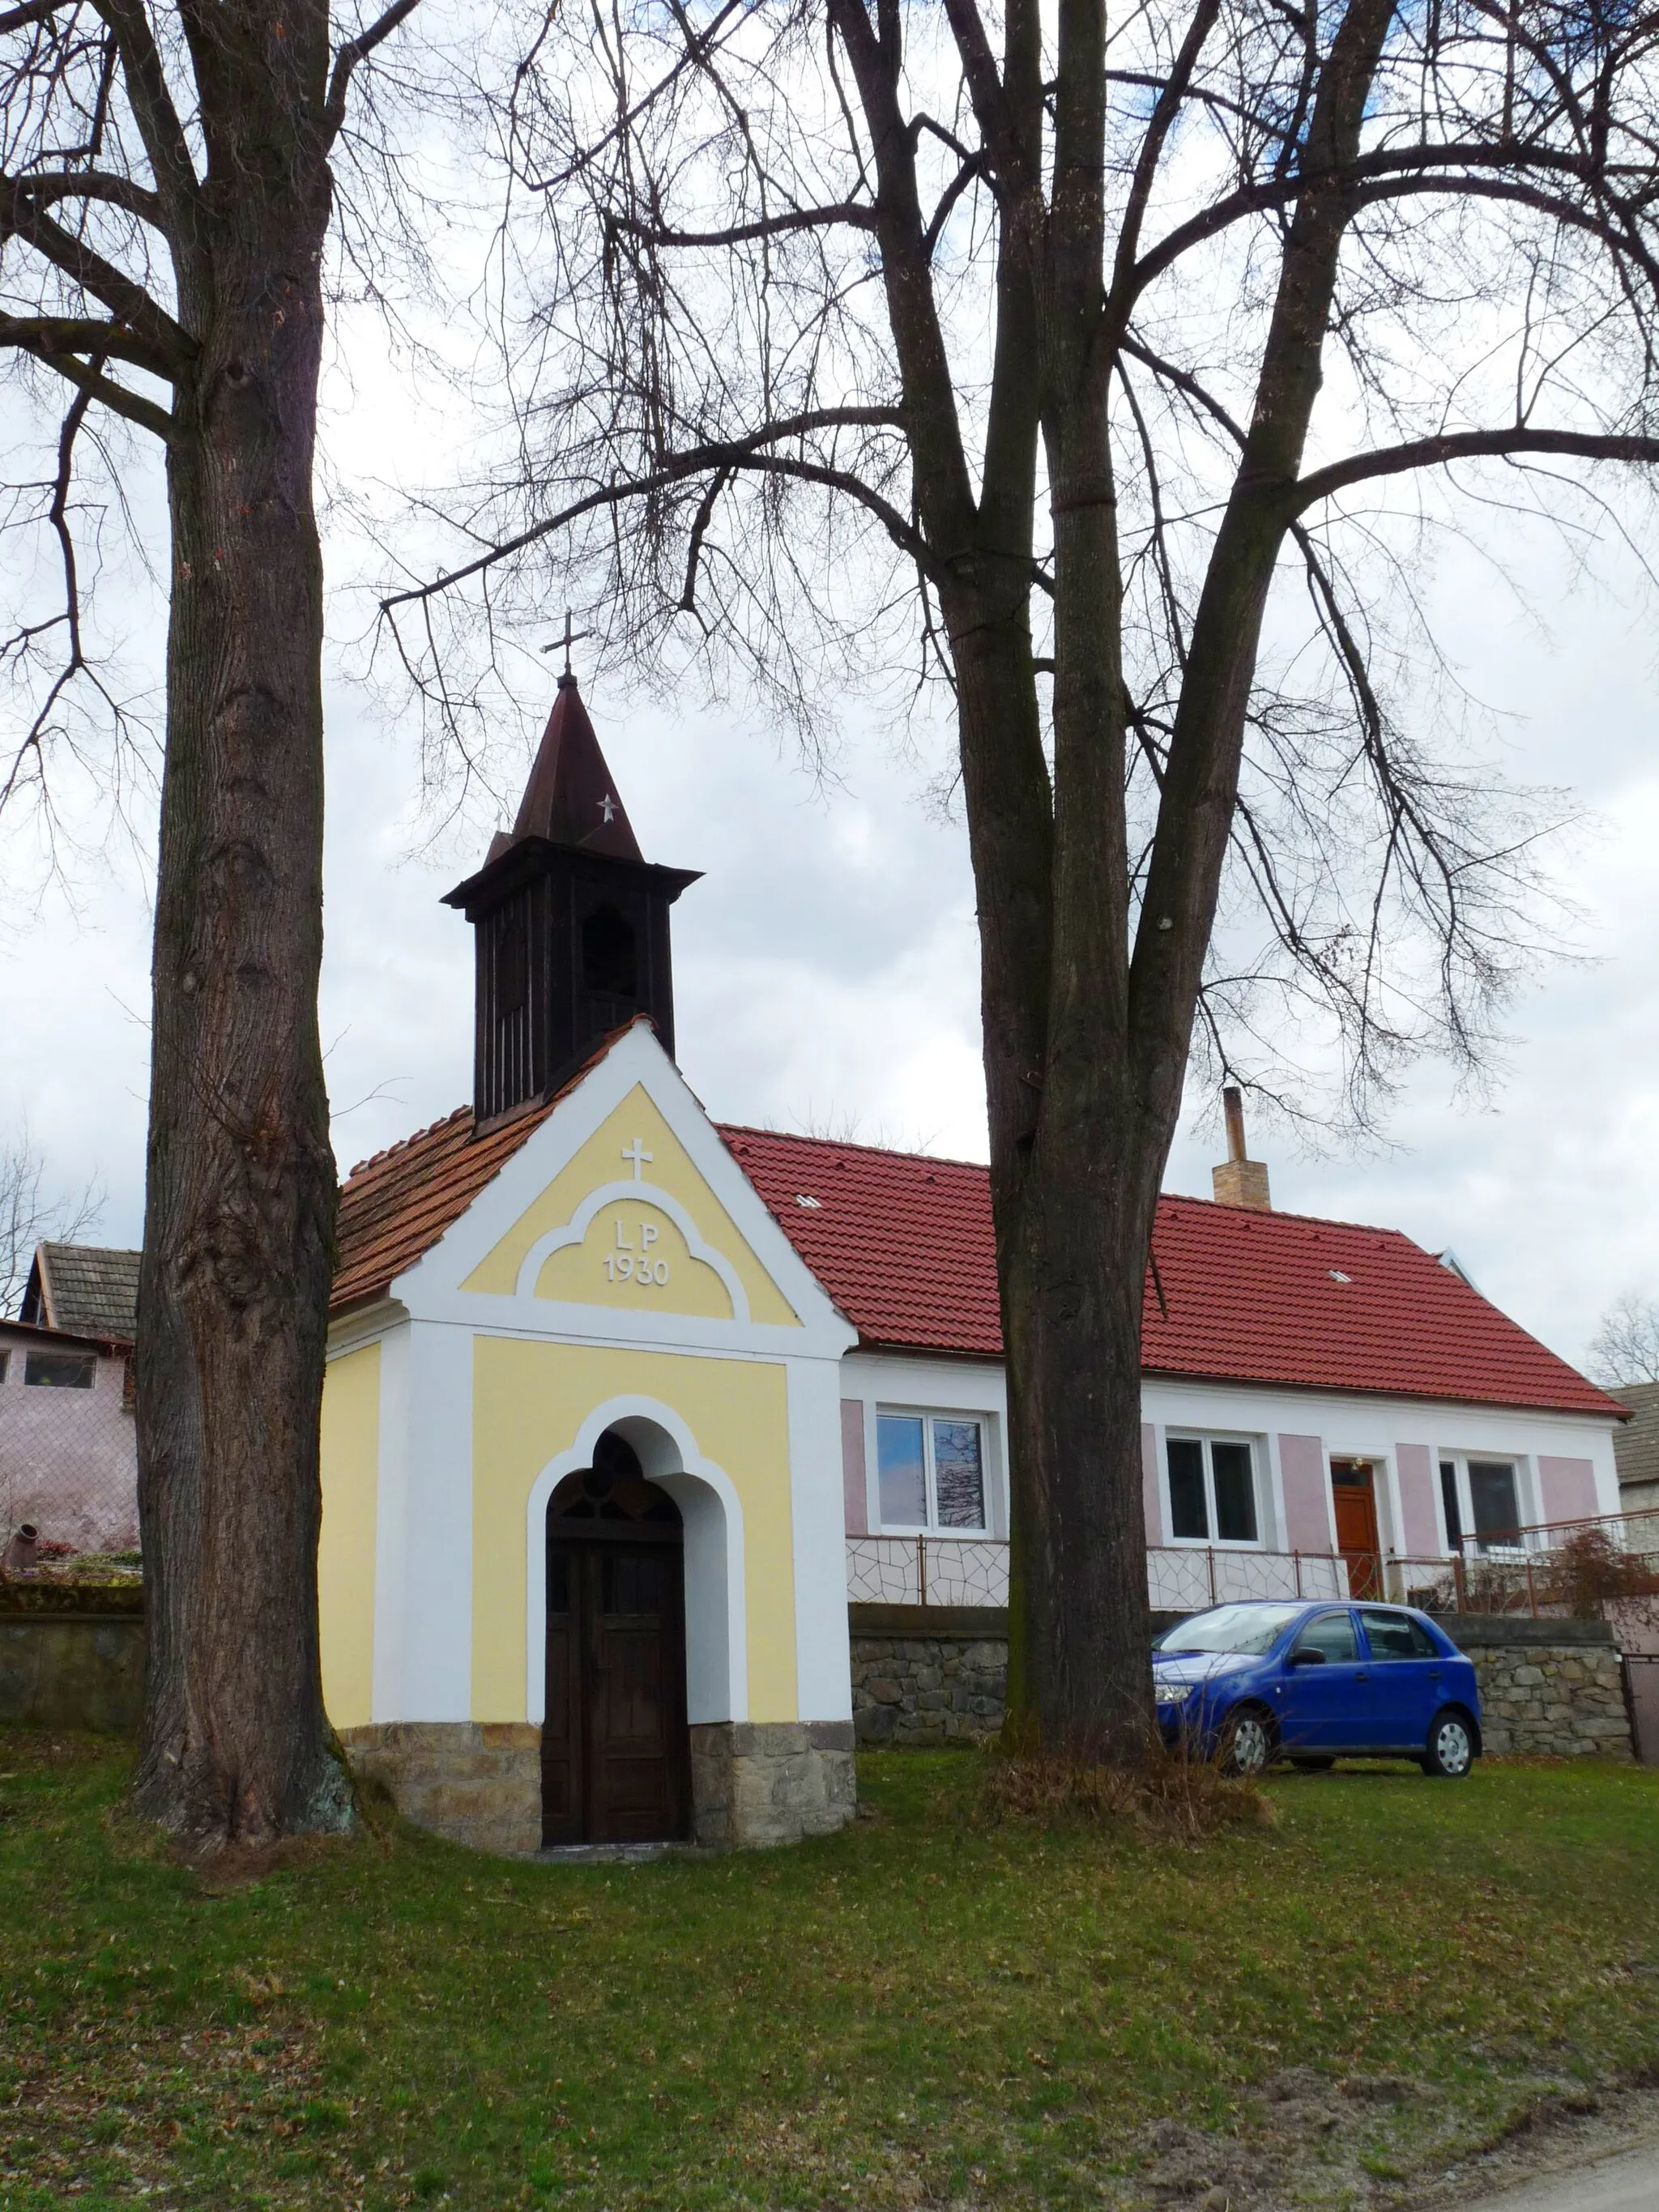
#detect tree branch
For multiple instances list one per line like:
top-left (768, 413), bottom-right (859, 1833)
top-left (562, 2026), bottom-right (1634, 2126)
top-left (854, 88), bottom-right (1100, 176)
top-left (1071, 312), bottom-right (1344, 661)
top-left (0, 329), bottom-right (176, 438)
top-left (0, 312), bottom-right (173, 370)
top-left (323, 0), bottom-right (424, 151)
top-left (2, 184), bottom-right (193, 370)
top-left (381, 409), bottom-right (920, 612)
top-left (0, 0), bottom-right (73, 27)
top-left (1131, 139), bottom-right (1656, 303)
top-left (16, 170), bottom-right (165, 227)
top-left (88, 0), bottom-right (198, 224)
top-left (606, 201), bottom-right (877, 247)
top-left (1293, 427), bottom-right (1659, 510)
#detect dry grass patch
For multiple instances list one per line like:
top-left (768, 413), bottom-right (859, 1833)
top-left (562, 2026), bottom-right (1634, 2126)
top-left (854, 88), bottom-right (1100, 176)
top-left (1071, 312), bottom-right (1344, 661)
top-left (983, 1742), bottom-right (1275, 1836)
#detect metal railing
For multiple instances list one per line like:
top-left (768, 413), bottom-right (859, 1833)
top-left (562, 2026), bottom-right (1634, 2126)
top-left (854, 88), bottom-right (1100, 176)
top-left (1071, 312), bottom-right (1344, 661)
top-left (847, 1507), bottom-right (1659, 1622)
top-left (847, 1535), bottom-right (1011, 1608)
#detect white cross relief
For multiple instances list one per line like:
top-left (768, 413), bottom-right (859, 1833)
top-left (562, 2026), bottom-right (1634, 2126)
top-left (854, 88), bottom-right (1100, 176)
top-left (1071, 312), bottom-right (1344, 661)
top-left (621, 1137), bottom-right (654, 1179)
top-left (599, 793), bottom-right (616, 824)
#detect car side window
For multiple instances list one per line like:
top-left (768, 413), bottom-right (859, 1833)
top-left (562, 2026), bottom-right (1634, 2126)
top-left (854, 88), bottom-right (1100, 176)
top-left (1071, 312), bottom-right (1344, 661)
top-left (1358, 1609), bottom-right (1438, 1660)
top-left (1294, 1611), bottom-right (1358, 1663)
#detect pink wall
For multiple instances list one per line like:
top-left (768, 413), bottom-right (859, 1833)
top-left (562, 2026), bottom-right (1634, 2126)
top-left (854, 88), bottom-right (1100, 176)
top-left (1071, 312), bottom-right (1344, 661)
top-left (1277, 1434), bottom-right (1332, 1551)
top-left (840, 1399), bottom-right (868, 1535)
top-left (1142, 1423), bottom-right (1163, 1543)
top-left (0, 1328), bottom-right (137, 1553)
top-left (1394, 1443), bottom-right (1440, 1557)
top-left (1538, 1455), bottom-right (1598, 1527)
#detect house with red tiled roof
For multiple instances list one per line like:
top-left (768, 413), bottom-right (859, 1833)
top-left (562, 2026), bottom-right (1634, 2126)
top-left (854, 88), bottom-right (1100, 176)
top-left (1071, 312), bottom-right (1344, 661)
top-left (318, 677), bottom-right (1626, 1856)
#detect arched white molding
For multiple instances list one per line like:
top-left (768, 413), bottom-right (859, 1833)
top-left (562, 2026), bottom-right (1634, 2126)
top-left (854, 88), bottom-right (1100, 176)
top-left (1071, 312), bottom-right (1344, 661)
top-left (512, 1180), bottom-right (750, 1323)
top-left (522, 1394), bottom-right (748, 1728)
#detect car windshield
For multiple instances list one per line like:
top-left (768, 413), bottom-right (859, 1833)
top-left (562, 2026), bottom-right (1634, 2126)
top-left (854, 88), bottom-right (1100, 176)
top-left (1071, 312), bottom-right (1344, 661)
top-left (1154, 1604), bottom-right (1305, 1656)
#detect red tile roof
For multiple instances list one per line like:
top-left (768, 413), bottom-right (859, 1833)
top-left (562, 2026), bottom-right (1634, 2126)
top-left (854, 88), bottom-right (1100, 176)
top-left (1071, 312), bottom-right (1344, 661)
top-left (722, 1126), bottom-right (1621, 1417)
top-left (333, 1081), bottom-right (1618, 1418)
top-left (331, 1031), bottom-right (633, 1314)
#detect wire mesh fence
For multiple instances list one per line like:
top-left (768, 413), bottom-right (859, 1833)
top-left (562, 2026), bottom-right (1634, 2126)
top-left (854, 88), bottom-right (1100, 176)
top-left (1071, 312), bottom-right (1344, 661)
top-left (0, 1328), bottom-right (140, 1575)
top-left (846, 1510), bottom-right (1659, 1634)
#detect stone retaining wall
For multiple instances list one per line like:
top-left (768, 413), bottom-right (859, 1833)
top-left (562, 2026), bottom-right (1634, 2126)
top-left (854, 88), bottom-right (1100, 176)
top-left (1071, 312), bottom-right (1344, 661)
top-left (848, 1605), bottom-right (1636, 1761)
top-left (851, 1624), bottom-right (1007, 1747)
top-left (0, 1611), bottom-right (144, 1731)
top-left (1453, 1634), bottom-right (1631, 1759)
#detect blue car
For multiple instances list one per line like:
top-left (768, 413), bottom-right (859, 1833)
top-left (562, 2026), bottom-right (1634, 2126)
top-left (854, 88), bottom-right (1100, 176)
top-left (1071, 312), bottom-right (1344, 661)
top-left (1152, 1599), bottom-right (1482, 1778)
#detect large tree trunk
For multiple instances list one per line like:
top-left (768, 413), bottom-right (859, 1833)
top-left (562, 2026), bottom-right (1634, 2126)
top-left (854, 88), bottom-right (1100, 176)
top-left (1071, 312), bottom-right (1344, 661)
top-left (943, 0), bottom-right (1396, 1769)
top-left (130, 44), bottom-right (349, 1844)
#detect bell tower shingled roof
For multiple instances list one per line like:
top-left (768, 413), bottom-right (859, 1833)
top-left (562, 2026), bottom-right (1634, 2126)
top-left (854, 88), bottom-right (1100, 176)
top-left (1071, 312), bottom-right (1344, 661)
top-left (444, 674), bottom-right (700, 1127)
top-left (486, 673), bottom-right (646, 864)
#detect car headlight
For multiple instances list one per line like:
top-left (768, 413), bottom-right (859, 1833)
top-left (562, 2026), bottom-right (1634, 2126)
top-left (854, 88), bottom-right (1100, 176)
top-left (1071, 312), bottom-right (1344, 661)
top-left (1154, 1681), bottom-right (1194, 1706)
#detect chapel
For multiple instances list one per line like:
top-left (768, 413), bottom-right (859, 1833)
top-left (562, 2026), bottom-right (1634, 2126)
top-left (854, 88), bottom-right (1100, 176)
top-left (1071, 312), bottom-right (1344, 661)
top-left (319, 676), bottom-right (1626, 1855)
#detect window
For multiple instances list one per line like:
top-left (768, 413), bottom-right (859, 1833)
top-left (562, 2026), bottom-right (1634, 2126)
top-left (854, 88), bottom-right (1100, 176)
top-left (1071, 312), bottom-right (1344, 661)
top-left (582, 904), bottom-right (638, 999)
top-left (1468, 1460), bottom-right (1520, 1550)
top-left (876, 1413), bottom-right (987, 1532)
top-left (1358, 1608), bottom-right (1439, 1660)
top-left (0, 1350), bottom-right (8, 1383)
top-left (1295, 1610), bottom-right (1358, 1662)
top-left (24, 1352), bottom-right (96, 1389)
top-left (1165, 1435), bottom-right (1259, 1544)
top-left (1154, 1603), bottom-right (1303, 1655)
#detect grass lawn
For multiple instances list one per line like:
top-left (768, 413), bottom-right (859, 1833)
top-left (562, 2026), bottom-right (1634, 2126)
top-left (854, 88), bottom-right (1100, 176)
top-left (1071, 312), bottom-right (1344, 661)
top-left (4, 1737), bottom-right (1659, 2210)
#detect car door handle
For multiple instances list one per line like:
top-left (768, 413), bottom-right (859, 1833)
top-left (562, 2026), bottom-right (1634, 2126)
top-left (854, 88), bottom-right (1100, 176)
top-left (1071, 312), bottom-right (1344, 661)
top-left (1354, 1669), bottom-right (1368, 1681)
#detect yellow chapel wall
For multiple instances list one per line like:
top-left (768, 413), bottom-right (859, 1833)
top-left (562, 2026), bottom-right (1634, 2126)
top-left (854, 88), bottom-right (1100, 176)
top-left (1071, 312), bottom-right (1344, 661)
top-left (470, 1336), bottom-right (797, 1725)
top-left (460, 1085), bottom-right (802, 1328)
top-left (318, 1341), bottom-right (381, 1730)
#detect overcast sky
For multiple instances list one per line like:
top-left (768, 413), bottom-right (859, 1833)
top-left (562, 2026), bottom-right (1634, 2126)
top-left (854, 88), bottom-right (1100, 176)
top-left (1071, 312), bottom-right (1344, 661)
top-left (3, 387), bottom-right (1657, 1375)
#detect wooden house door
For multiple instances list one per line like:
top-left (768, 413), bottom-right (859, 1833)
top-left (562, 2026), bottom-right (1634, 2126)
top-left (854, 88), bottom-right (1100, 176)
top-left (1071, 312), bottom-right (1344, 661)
top-left (541, 1451), bottom-right (690, 1848)
top-left (1329, 1458), bottom-right (1382, 1599)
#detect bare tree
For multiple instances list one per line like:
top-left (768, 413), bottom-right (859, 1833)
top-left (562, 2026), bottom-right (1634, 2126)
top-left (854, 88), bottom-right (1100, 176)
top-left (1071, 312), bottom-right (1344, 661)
top-left (1, 0), bottom-right (428, 1843)
top-left (382, 0), bottom-right (1659, 1762)
top-left (1588, 1294), bottom-right (1659, 1387)
top-left (0, 1123), bottom-right (102, 1317)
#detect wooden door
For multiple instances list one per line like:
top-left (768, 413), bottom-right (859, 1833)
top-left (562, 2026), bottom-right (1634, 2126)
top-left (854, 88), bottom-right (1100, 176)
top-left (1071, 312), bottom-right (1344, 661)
top-left (541, 1532), bottom-right (689, 1847)
top-left (1330, 1460), bottom-right (1381, 1599)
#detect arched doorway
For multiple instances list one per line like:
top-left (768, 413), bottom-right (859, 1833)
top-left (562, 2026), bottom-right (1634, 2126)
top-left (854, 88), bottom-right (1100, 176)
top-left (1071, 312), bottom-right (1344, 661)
top-left (541, 1427), bottom-right (691, 1846)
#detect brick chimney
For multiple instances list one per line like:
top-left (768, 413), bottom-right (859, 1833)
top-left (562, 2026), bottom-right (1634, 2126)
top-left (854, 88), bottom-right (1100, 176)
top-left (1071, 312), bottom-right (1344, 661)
top-left (1211, 1085), bottom-right (1271, 1210)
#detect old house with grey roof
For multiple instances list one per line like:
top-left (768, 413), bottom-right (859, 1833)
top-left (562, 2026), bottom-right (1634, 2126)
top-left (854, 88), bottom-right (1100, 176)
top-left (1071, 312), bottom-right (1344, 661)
top-left (2, 1241), bottom-right (139, 1557)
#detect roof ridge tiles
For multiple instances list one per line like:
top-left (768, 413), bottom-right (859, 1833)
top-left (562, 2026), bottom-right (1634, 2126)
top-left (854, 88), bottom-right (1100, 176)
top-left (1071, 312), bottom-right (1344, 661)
top-left (348, 1105), bottom-right (471, 1180)
top-left (713, 1123), bottom-right (992, 1174)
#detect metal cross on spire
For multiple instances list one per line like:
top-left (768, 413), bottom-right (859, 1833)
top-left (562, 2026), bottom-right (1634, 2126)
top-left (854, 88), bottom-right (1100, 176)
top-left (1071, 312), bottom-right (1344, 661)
top-left (540, 608), bottom-right (592, 681)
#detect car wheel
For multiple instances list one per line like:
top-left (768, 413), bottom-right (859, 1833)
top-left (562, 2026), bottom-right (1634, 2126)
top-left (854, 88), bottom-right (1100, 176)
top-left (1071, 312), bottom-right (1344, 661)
top-left (1290, 1756), bottom-right (1336, 1772)
top-left (1422, 1707), bottom-right (1477, 1779)
top-left (1219, 1706), bottom-right (1275, 1779)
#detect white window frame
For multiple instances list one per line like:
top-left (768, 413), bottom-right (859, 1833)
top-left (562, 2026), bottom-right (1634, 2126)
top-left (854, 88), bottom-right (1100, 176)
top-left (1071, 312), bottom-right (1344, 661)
top-left (1437, 1452), bottom-right (1532, 1555)
top-left (1164, 1430), bottom-right (1265, 1549)
top-left (873, 1407), bottom-right (991, 1536)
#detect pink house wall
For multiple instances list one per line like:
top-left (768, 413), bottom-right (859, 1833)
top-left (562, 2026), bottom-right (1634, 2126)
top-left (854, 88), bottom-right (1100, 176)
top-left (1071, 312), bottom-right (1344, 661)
top-left (1538, 1455), bottom-right (1598, 1527)
top-left (1143, 1423), bottom-right (1163, 1543)
top-left (0, 1328), bottom-right (137, 1553)
top-left (1394, 1443), bottom-right (1441, 1556)
top-left (841, 1398), bottom-right (868, 1535)
top-left (1277, 1434), bottom-right (1332, 1551)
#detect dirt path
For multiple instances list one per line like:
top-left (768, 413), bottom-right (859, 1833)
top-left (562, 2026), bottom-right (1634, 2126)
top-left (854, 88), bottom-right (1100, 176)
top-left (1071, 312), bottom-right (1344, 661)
top-left (1431, 2140), bottom-right (1659, 2210)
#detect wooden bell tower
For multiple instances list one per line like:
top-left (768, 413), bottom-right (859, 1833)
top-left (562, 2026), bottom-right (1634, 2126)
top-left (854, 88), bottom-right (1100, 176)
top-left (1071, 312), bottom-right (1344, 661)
top-left (442, 675), bottom-right (700, 1127)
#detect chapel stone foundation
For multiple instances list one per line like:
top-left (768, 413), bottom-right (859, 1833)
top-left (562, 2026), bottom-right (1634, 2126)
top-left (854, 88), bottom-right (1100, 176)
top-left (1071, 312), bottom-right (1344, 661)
top-left (688, 1720), bottom-right (858, 1848)
top-left (339, 1723), bottom-right (544, 1856)
top-left (338, 1717), bottom-right (857, 1856)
